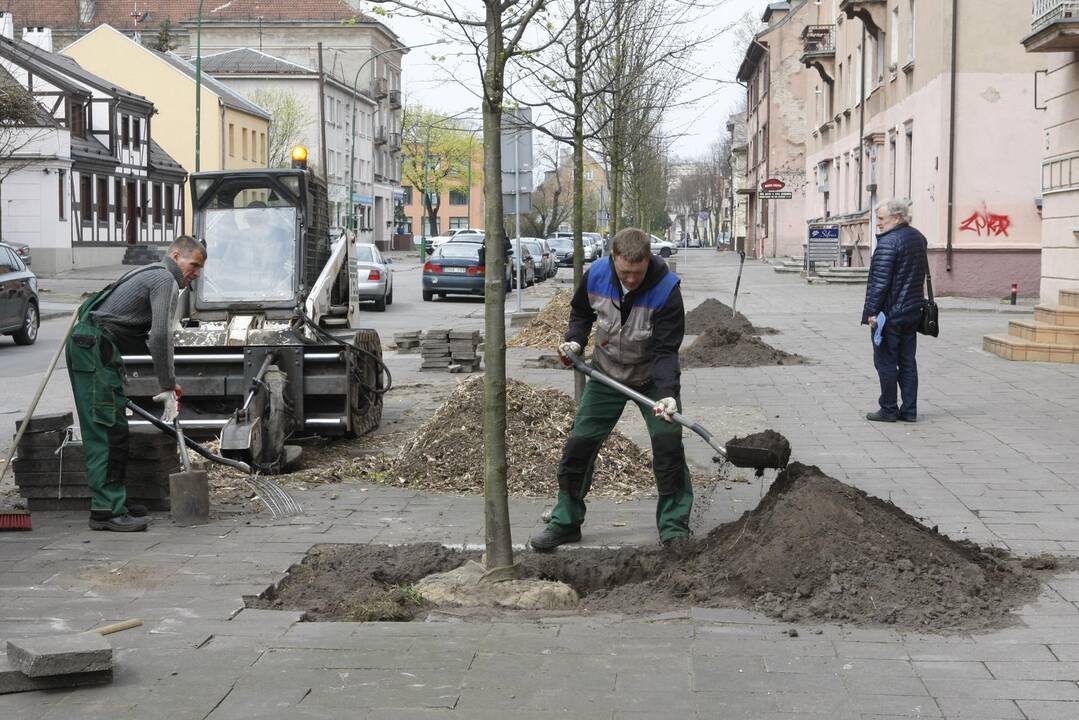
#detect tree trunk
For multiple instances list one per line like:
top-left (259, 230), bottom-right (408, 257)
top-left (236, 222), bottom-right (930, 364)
top-left (572, 2), bottom-right (587, 402)
top-left (481, 1), bottom-right (514, 576)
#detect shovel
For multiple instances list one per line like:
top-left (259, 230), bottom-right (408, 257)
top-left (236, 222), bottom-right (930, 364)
top-left (563, 349), bottom-right (789, 471)
top-left (168, 404), bottom-right (210, 525)
top-left (732, 250), bottom-right (746, 317)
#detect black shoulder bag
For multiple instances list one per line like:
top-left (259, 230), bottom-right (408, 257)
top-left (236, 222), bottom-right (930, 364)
top-left (919, 269), bottom-right (939, 337)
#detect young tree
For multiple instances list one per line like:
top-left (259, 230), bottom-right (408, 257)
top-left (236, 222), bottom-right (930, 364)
top-left (248, 89), bottom-right (312, 168)
top-left (0, 79), bottom-right (49, 235)
top-left (401, 105), bottom-right (475, 238)
top-left (366, 0), bottom-right (567, 579)
top-left (149, 20), bottom-right (178, 52)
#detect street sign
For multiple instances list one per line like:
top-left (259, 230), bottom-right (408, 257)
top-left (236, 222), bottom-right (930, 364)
top-left (761, 178), bottom-right (786, 191)
top-left (760, 191), bottom-right (792, 200)
top-left (809, 225), bottom-right (840, 240)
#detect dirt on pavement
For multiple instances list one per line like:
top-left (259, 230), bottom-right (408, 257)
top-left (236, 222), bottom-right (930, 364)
top-left (681, 327), bottom-right (806, 368)
top-left (685, 298), bottom-right (777, 336)
top-left (256, 461), bottom-right (1046, 632)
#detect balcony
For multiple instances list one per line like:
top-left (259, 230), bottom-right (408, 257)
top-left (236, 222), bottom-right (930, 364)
top-left (1024, 0), bottom-right (1079, 51)
top-left (372, 77), bottom-right (388, 100)
top-left (374, 125), bottom-right (387, 145)
top-left (800, 24), bottom-right (835, 83)
top-left (389, 131), bottom-right (401, 150)
top-left (838, 0), bottom-right (886, 35)
top-left (389, 89), bottom-right (402, 109)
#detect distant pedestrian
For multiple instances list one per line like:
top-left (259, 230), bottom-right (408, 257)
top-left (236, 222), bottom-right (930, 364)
top-left (862, 199), bottom-right (927, 423)
top-left (529, 227), bottom-right (692, 551)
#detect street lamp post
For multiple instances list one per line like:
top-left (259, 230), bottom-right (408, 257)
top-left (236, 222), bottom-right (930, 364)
top-left (347, 40), bottom-right (447, 244)
top-left (194, 0), bottom-right (205, 172)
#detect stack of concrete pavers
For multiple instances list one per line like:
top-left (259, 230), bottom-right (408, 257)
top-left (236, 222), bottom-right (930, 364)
top-left (393, 331), bottom-right (421, 353)
top-left (13, 412), bottom-right (179, 512)
top-left (1, 633), bottom-right (113, 694)
top-left (420, 329), bottom-right (452, 370)
top-left (448, 330), bottom-right (482, 373)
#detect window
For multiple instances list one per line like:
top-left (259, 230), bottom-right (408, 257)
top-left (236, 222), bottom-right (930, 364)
top-left (402, 186), bottom-right (413, 204)
top-left (448, 217), bottom-right (469, 229)
top-left (132, 118), bottom-right (141, 146)
top-left (260, 132), bottom-right (266, 164)
top-left (121, 116), bottom-right (130, 147)
top-left (448, 189), bottom-right (467, 206)
top-left (229, 124), bottom-right (235, 157)
top-left (165, 185), bottom-right (174, 225)
top-left (908, 0), bottom-right (915, 61)
top-left (336, 99), bottom-right (343, 127)
top-left (58, 170), bottom-right (67, 220)
top-left (80, 174), bottom-right (92, 222)
top-left (152, 183), bottom-right (162, 224)
top-left (140, 181), bottom-right (148, 223)
top-left (114, 179), bottom-right (123, 226)
top-left (242, 128), bottom-right (249, 160)
top-left (70, 101), bottom-right (85, 138)
top-left (890, 7), bottom-right (900, 68)
top-left (888, 129), bottom-right (897, 197)
top-left (864, 34), bottom-right (875, 97)
top-left (97, 176), bottom-right (108, 219)
top-left (905, 122), bottom-right (914, 198)
top-left (585, 169), bottom-right (594, 181)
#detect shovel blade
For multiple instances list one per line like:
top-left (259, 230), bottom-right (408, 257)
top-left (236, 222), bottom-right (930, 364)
top-left (169, 470), bottom-right (210, 525)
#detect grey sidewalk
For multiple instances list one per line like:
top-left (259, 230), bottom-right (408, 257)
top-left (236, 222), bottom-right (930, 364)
top-left (3, 250), bottom-right (1079, 719)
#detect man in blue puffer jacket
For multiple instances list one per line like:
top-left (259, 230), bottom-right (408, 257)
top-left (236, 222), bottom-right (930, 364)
top-left (861, 199), bottom-right (928, 422)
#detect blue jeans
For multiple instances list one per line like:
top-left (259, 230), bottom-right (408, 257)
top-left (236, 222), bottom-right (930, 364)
top-left (873, 329), bottom-right (918, 419)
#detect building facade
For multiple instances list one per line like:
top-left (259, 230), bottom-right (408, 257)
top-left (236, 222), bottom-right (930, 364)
top-left (400, 168), bottom-right (485, 239)
top-left (728, 112), bottom-right (750, 252)
top-left (737, 2), bottom-right (810, 259)
top-left (0, 18), bottom-right (185, 274)
top-left (1022, 0), bottom-right (1079, 302)
top-left (801, 0), bottom-right (1044, 296)
top-left (62, 25), bottom-right (270, 235)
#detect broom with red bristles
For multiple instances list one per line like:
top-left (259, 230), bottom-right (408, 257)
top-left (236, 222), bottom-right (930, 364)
top-left (0, 310), bottom-right (79, 531)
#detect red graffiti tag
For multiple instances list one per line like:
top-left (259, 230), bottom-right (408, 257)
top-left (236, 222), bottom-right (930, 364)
top-left (959, 205), bottom-right (1011, 237)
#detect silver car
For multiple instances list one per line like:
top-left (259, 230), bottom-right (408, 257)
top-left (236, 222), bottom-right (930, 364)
top-left (354, 243), bottom-right (394, 312)
top-left (522, 238), bottom-right (555, 280)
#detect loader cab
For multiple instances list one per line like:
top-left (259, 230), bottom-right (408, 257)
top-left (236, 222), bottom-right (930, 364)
top-left (190, 167), bottom-right (329, 320)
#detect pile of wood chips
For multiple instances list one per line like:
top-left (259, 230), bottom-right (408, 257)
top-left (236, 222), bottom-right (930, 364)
top-left (508, 289), bottom-right (593, 350)
top-left (381, 376), bottom-right (657, 498)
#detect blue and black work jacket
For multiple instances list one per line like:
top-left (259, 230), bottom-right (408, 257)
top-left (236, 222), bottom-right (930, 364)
top-left (861, 223), bottom-right (928, 334)
top-left (566, 256), bottom-right (684, 397)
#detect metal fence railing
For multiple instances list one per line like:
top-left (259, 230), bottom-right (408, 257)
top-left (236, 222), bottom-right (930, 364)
top-left (1033, 0), bottom-right (1079, 31)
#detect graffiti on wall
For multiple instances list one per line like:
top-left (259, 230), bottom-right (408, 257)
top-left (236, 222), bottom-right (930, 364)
top-left (959, 204), bottom-right (1011, 237)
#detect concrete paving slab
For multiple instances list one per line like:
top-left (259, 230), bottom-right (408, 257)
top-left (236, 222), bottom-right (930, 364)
top-left (6, 632), bottom-right (112, 677)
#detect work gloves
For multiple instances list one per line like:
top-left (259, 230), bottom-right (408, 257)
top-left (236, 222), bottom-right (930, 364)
top-left (653, 397), bottom-right (677, 423)
top-left (153, 388), bottom-right (180, 423)
top-left (557, 341), bottom-right (582, 367)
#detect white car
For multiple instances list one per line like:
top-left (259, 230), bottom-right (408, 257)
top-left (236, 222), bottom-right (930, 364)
top-left (447, 228), bottom-right (484, 237)
top-left (427, 235), bottom-right (455, 250)
top-left (650, 235), bottom-right (679, 258)
top-left (354, 243), bottom-right (393, 312)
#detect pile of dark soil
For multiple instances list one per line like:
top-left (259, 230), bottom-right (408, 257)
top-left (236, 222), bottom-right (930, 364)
top-left (681, 327), bottom-right (805, 368)
top-left (685, 298), bottom-right (776, 336)
top-left (728, 430), bottom-right (792, 467)
top-left (384, 376), bottom-right (659, 498)
top-left (260, 462), bottom-right (1044, 631)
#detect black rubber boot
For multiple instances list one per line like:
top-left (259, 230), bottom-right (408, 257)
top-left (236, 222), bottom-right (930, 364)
top-left (126, 504), bottom-right (148, 517)
top-left (88, 513), bottom-right (149, 532)
top-left (529, 525), bottom-right (582, 552)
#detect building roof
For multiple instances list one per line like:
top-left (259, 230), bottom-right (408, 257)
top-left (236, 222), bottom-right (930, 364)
top-left (761, 2), bottom-right (792, 23)
top-left (198, 47), bottom-right (315, 75)
top-left (149, 138), bottom-right (186, 177)
top-left (6, 0), bottom-right (373, 31)
top-left (156, 50), bottom-right (271, 120)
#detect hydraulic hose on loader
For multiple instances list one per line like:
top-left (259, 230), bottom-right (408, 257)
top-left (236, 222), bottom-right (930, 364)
top-left (563, 349), bottom-right (789, 472)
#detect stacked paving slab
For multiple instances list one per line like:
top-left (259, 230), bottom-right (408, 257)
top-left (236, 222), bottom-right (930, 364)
top-left (983, 288), bottom-right (1079, 364)
top-left (419, 329), bottom-right (483, 372)
top-left (1, 633), bottom-right (113, 694)
top-left (12, 412), bottom-right (179, 511)
top-left (392, 331), bottom-right (421, 353)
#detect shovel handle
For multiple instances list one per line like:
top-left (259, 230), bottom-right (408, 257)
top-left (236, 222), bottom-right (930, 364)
top-left (126, 401), bottom-right (253, 474)
top-left (564, 350), bottom-right (727, 459)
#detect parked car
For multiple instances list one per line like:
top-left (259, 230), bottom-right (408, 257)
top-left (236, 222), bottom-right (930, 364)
top-left (5, 240), bottom-right (31, 267)
top-left (0, 241), bottom-right (39, 345)
top-left (521, 238), bottom-right (555, 281)
top-left (426, 234), bottom-right (455, 250)
top-left (447, 228), bottom-right (484, 237)
top-left (687, 236), bottom-right (702, 248)
top-left (546, 235), bottom-right (574, 266)
top-left (509, 239), bottom-right (536, 288)
top-left (422, 239), bottom-right (511, 300)
top-left (354, 243), bottom-right (393, 312)
top-left (583, 232), bottom-right (604, 258)
top-left (650, 235), bottom-right (679, 258)
top-left (547, 233), bottom-right (594, 262)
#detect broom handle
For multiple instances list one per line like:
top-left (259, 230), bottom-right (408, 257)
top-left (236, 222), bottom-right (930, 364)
top-left (0, 309), bottom-right (80, 486)
top-left (86, 619), bottom-right (143, 636)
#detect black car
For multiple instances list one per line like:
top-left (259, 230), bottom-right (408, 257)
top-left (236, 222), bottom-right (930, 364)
top-left (547, 236), bottom-right (575, 266)
top-left (0, 241), bottom-right (39, 345)
top-left (422, 240), bottom-right (511, 300)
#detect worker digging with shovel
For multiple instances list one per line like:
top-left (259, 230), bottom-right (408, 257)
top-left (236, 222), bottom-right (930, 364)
top-left (530, 228), bottom-right (692, 551)
top-left (66, 236), bottom-right (206, 532)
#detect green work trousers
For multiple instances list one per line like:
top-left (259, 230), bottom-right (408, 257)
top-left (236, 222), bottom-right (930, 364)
top-left (66, 327), bottom-right (131, 516)
top-left (548, 377), bottom-right (693, 541)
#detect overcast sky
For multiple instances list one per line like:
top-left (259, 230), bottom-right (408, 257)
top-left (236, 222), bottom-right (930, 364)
top-left (383, 0), bottom-right (770, 161)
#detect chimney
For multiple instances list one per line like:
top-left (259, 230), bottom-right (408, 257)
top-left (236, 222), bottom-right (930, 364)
top-left (78, 0), bottom-right (97, 26)
top-left (0, 12), bottom-right (13, 40)
top-left (22, 27), bottom-right (54, 53)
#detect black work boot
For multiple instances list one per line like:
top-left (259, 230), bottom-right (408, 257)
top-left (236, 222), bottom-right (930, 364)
top-left (865, 411), bottom-right (896, 423)
top-left (529, 525), bottom-right (582, 552)
top-left (126, 504), bottom-right (148, 518)
top-left (89, 512), bottom-right (149, 532)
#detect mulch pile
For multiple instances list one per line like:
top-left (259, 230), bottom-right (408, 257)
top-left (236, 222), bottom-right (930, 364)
top-left (260, 461), bottom-right (1045, 630)
top-left (377, 376), bottom-right (658, 498)
top-left (509, 290), bottom-right (592, 350)
top-left (685, 298), bottom-right (776, 336)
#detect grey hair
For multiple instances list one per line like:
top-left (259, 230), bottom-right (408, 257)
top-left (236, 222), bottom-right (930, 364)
top-left (169, 235), bottom-right (207, 258)
top-left (881, 199), bottom-right (912, 223)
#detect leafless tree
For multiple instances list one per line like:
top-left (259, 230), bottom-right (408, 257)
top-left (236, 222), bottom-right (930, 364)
top-left (0, 79), bottom-right (50, 236)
